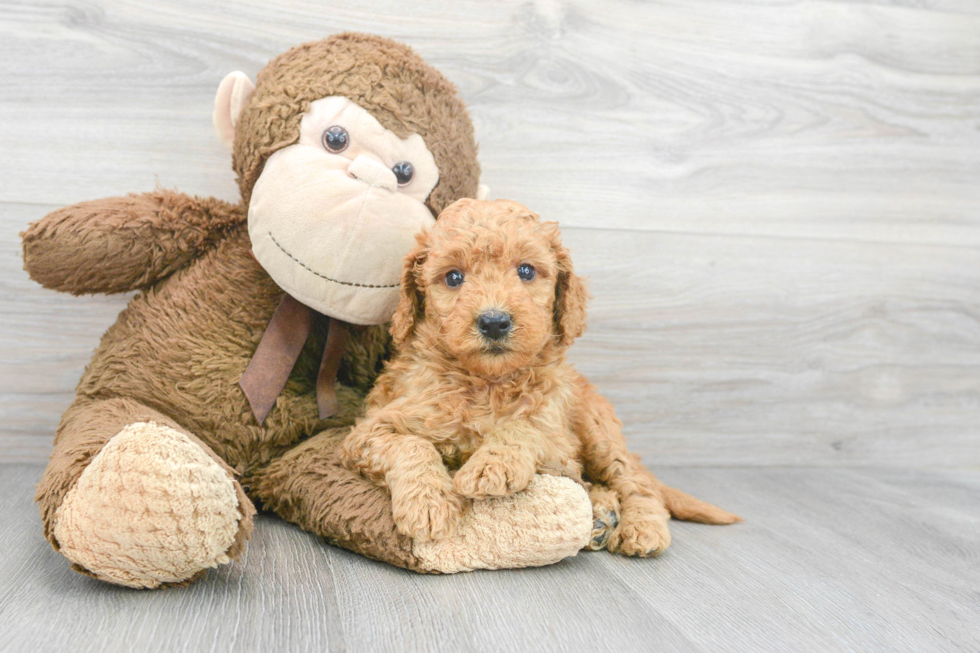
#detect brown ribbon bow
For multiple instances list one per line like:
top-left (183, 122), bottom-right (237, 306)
top-left (239, 294), bottom-right (349, 425)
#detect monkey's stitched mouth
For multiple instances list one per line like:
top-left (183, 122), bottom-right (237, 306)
top-left (268, 231), bottom-right (399, 289)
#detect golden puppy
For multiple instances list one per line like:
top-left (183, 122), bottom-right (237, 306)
top-left (342, 199), bottom-right (739, 556)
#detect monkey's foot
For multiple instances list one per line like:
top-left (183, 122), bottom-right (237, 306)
top-left (412, 474), bottom-right (591, 573)
top-left (53, 422), bottom-right (250, 588)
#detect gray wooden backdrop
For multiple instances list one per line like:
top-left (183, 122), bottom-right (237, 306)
top-left (2, 0), bottom-right (978, 467)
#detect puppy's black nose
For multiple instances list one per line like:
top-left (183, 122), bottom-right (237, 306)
top-left (477, 310), bottom-right (512, 341)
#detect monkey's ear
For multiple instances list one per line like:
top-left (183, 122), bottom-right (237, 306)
top-left (390, 233), bottom-right (429, 349)
top-left (548, 224), bottom-right (589, 347)
top-left (213, 71), bottom-right (256, 151)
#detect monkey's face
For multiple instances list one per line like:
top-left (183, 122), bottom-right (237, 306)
top-left (247, 96), bottom-right (441, 325)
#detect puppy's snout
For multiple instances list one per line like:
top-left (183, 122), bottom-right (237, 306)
top-left (477, 310), bottom-right (512, 341)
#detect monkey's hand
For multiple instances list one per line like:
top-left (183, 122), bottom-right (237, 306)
top-left (22, 189), bottom-right (244, 295)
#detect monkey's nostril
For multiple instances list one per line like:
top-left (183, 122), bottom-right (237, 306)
top-left (477, 310), bottom-right (512, 341)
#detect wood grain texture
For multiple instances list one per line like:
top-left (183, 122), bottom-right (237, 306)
top-left (4, 201), bottom-right (978, 465)
top-left (2, 463), bottom-right (978, 652)
top-left (1, 1), bottom-right (978, 465)
top-left (2, 0), bottom-right (979, 243)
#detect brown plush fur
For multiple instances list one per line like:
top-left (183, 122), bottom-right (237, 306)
top-left (342, 200), bottom-right (740, 554)
top-left (246, 427), bottom-right (423, 571)
top-left (22, 192), bottom-right (245, 295)
top-left (23, 33), bottom-right (484, 580)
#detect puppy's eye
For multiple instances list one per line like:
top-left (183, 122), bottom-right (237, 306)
top-left (445, 270), bottom-right (465, 288)
top-left (392, 161), bottom-right (414, 186)
top-left (322, 126), bottom-right (349, 153)
top-left (517, 264), bottom-right (536, 281)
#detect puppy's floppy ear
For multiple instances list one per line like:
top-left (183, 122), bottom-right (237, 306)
top-left (548, 223), bottom-right (589, 347)
top-left (390, 231), bottom-right (429, 348)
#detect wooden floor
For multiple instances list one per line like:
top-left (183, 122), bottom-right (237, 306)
top-left (2, 0), bottom-right (979, 651)
top-left (2, 463), bottom-right (979, 652)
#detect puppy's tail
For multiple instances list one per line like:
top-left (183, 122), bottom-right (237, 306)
top-left (660, 484), bottom-right (742, 524)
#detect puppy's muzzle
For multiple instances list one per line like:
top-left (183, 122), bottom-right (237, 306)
top-left (477, 310), bottom-right (512, 341)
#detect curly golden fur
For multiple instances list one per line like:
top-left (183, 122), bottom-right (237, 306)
top-left (342, 199), bottom-right (740, 555)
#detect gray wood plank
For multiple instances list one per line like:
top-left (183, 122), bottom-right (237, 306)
top-left (563, 227), bottom-right (980, 466)
top-left (614, 466), bottom-right (980, 653)
top-left (2, 463), bottom-right (978, 652)
top-left (0, 0), bottom-right (978, 244)
top-left (5, 198), bottom-right (978, 465)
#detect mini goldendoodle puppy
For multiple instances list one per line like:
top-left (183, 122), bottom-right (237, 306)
top-left (342, 199), bottom-right (739, 557)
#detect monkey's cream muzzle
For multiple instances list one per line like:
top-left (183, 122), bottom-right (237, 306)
top-left (247, 96), bottom-right (440, 325)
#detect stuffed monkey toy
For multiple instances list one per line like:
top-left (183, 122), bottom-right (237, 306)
top-left (22, 33), bottom-right (594, 589)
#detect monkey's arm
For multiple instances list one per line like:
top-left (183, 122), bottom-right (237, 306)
top-left (22, 189), bottom-right (245, 294)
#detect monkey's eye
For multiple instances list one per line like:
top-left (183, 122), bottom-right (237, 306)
top-left (445, 270), bottom-right (465, 288)
top-left (392, 161), bottom-right (414, 186)
top-left (517, 264), bottom-right (536, 281)
top-left (322, 126), bottom-right (349, 153)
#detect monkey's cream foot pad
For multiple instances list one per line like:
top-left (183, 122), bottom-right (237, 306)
top-left (53, 422), bottom-right (244, 589)
top-left (413, 474), bottom-right (592, 573)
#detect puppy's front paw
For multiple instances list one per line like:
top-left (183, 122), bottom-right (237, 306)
top-left (453, 448), bottom-right (535, 499)
top-left (391, 475), bottom-right (468, 542)
top-left (607, 511), bottom-right (671, 557)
